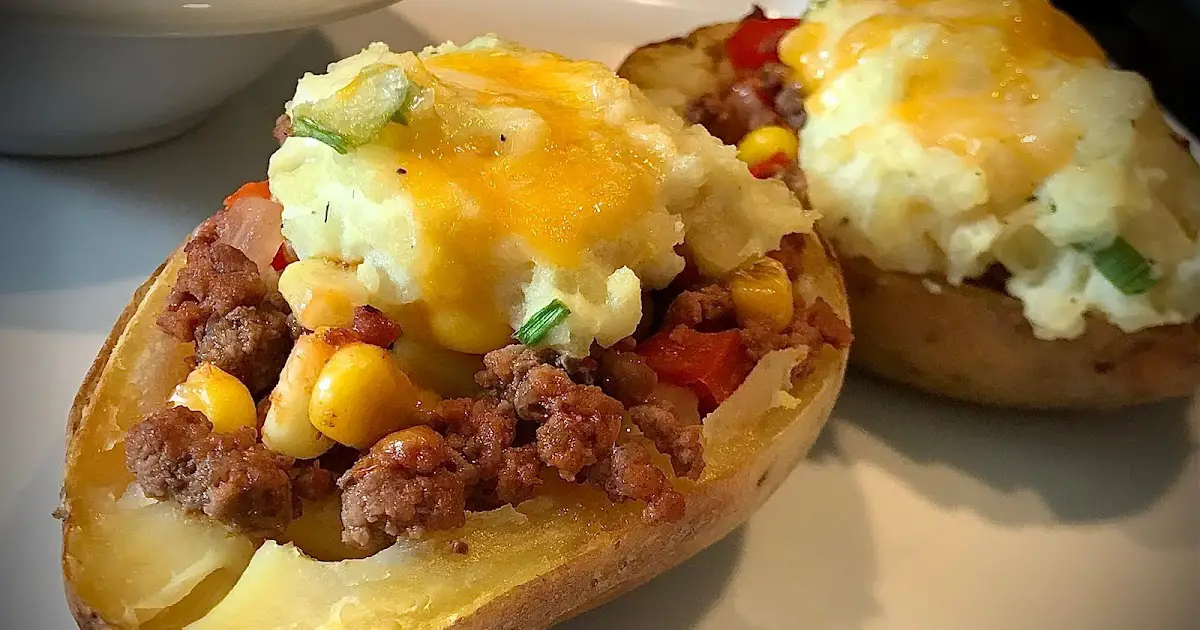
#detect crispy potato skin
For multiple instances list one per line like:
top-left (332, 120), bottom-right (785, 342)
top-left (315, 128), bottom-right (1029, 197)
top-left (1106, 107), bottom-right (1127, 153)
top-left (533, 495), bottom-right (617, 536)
top-left (620, 20), bottom-right (1200, 410)
top-left (843, 257), bottom-right (1200, 410)
top-left (61, 234), bottom-right (849, 629)
top-left (617, 22), bottom-right (736, 114)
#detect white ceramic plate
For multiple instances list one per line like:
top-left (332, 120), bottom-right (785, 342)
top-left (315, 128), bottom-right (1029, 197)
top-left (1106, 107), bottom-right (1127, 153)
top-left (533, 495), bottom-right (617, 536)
top-left (0, 1), bottom-right (1196, 628)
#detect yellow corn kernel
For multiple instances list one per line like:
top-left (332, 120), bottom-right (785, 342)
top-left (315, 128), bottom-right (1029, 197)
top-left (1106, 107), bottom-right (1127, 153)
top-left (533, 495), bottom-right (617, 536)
top-left (261, 333), bottom-right (338, 459)
top-left (427, 307), bottom-right (513, 355)
top-left (309, 342), bottom-right (421, 449)
top-left (736, 125), bottom-right (799, 168)
top-left (730, 256), bottom-right (794, 333)
top-left (169, 363), bottom-right (258, 434)
top-left (778, 23), bottom-right (823, 87)
top-left (278, 258), bottom-right (370, 330)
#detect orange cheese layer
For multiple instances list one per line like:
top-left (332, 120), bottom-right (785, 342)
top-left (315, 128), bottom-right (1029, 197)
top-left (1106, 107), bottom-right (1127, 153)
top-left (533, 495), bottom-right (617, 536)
top-left (781, 0), bottom-right (1105, 203)
top-left (377, 49), bottom-right (662, 348)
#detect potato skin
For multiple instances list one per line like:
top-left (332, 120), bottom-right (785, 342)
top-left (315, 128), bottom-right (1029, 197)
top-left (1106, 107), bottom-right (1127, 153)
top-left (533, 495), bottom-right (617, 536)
top-left (61, 233), bottom-right (848, 629)
top-left (616, 21), bottom-right (736, 111)
top-left (843, 257), bottom-right (1200, 409)
top-left (620, 20), bottom-right (1200, 410)
top-left (61, 261), bottom-right (168, 630)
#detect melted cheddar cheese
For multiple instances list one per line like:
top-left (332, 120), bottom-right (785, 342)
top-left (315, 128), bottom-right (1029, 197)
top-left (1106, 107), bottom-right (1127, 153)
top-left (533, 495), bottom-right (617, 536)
top-left (786, 0), bottom-right (1102, 207)
top-left (270, 38), bottom-right (812, 356)
top-left (780, 0), bottom-right (1200, 338)
top-left (379, 47), bottom-right (663, 351)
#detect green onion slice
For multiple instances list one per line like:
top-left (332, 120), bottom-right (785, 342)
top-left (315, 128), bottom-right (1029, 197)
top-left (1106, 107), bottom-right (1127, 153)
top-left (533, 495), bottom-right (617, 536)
top-left (389, 87), bottom-right (420, 125)
top-left (291, 116), bottom-right (352, 154)
top-left (514, 299), bottom-right (571, 346)
top-left (1073, 237), bottom-right (1158, 295)
top-left (291, 63), bottom-right (418, 153)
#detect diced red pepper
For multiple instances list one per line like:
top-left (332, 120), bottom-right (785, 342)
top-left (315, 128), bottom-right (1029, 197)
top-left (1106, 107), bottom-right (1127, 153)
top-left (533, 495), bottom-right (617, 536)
top-left (222, 180), bottom-right (272, 210)
top-left (636, 328), bottom-right (753, 413)
top-left (352, 305), bottom-right (402, 349)
top-left (749, 152), bottom-right (792, 179)
top-left (270, 245), bottom-right (289, 272)
top-left (724, 13), bottom-right (801, 72)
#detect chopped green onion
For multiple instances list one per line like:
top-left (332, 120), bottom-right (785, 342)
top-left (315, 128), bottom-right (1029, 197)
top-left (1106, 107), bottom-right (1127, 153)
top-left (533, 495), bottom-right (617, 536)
top-left (514, 299), bottom-right (571, 346)
top-left (291, 63), bottom-right (418, 153)
top-left (291, 116), bottom-right (351, 154)
top-left (389, 88), bottom-right (420, 125)
top-left (1072, 237), bottom-right (1158, 295)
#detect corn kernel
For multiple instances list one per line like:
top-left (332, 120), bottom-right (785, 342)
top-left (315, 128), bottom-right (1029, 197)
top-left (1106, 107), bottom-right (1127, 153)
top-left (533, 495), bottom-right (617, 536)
top-left (278, 258), bottom-right (370, 330)
top-left (309, 342), bottom-right (421, 449)
top-left (736, 125), bottom-right (799, 168)
top-left (262, 333), bottom-right (338, 459)
top-left (730, 256), bottom-right (794, 333)
top-left (778, 27), bottom-right (803, 71)
top-left (427, 307), bottom-right (513, 355)
top-left (169, 363), bottom-right (257, 434)
top-left (371, 425), bottom-right (445, 462)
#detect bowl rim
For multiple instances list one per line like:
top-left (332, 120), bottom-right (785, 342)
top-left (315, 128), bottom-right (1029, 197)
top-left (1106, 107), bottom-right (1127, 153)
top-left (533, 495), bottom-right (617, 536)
top-left (1, 0), bottom-right (400, 37)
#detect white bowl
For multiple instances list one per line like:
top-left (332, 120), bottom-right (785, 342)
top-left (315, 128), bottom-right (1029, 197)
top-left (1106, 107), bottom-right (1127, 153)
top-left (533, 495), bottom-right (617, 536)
top-left (0, 0), bottom-right (399, 157)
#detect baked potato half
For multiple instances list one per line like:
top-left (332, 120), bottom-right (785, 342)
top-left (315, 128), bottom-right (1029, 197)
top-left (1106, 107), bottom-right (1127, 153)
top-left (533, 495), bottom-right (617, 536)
top-left (60, 234), bottom-right (849, 629)
top-left (60, 36), bottom-right (853, 629)
top-left (842, 257), bottom-right (1199, 409)
top-left (618, 8), bottom-right (1200, 410)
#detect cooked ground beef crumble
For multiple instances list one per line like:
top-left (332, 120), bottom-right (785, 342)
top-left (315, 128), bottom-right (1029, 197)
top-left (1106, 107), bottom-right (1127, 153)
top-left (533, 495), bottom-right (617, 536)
top-left (128, 225), bottom-right (849, 548)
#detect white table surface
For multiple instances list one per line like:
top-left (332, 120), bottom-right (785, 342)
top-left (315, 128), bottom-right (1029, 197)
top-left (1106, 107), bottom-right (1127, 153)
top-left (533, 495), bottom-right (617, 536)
top-left (1, 1), bottom-right (1197, 628)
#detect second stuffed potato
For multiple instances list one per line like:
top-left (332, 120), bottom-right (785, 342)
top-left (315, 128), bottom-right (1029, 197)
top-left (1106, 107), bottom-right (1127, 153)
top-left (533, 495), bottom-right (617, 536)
top-left (619, 0), bottom-right (1200, 409)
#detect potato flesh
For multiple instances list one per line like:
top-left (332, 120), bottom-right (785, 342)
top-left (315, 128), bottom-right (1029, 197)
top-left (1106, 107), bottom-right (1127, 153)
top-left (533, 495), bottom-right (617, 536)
top-left (189, 503), bottom-right (619, 630)
top-left (62, 256), bottom-right (256, 626)
top-left (279, 498), bottom-right (374, 562)
top-left (68, 501), bottom-right (254, 626)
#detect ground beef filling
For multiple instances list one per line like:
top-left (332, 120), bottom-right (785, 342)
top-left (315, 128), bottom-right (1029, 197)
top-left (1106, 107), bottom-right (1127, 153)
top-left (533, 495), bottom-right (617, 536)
top-left (658, 235), bottom-right (851, 379)
top-left (157, 235), bottom-right (293, 397)
top-left (686, 62), bottom-right (803, 145)
top-left (475, 345), bottom-right (693, 519)
top-left (338, 426), bottom-right (477, 550)
top-left (664, 281), bottom-right (850, 371)
top-left (337, 344), bottom-right (696, 548)
top-left (438, 397), bottom-right (543, 509)
top-left (124, 407), bottom-right (334, 536)
top-left (132, 199), bottom-right (849, 548)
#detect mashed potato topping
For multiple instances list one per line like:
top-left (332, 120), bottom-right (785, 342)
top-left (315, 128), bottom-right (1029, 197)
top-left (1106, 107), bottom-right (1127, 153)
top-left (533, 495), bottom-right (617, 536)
top-left (781, 0), bottom-right (1200, 339)
top-left (269, 38), bottom-right (811, 356)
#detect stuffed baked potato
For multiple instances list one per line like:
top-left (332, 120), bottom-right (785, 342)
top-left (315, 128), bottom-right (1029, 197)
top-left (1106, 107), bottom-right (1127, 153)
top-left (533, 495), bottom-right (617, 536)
top-left (619, 0), bottom-right (1200, 409)
top-left (60, 36), bottom-right (851, 629)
